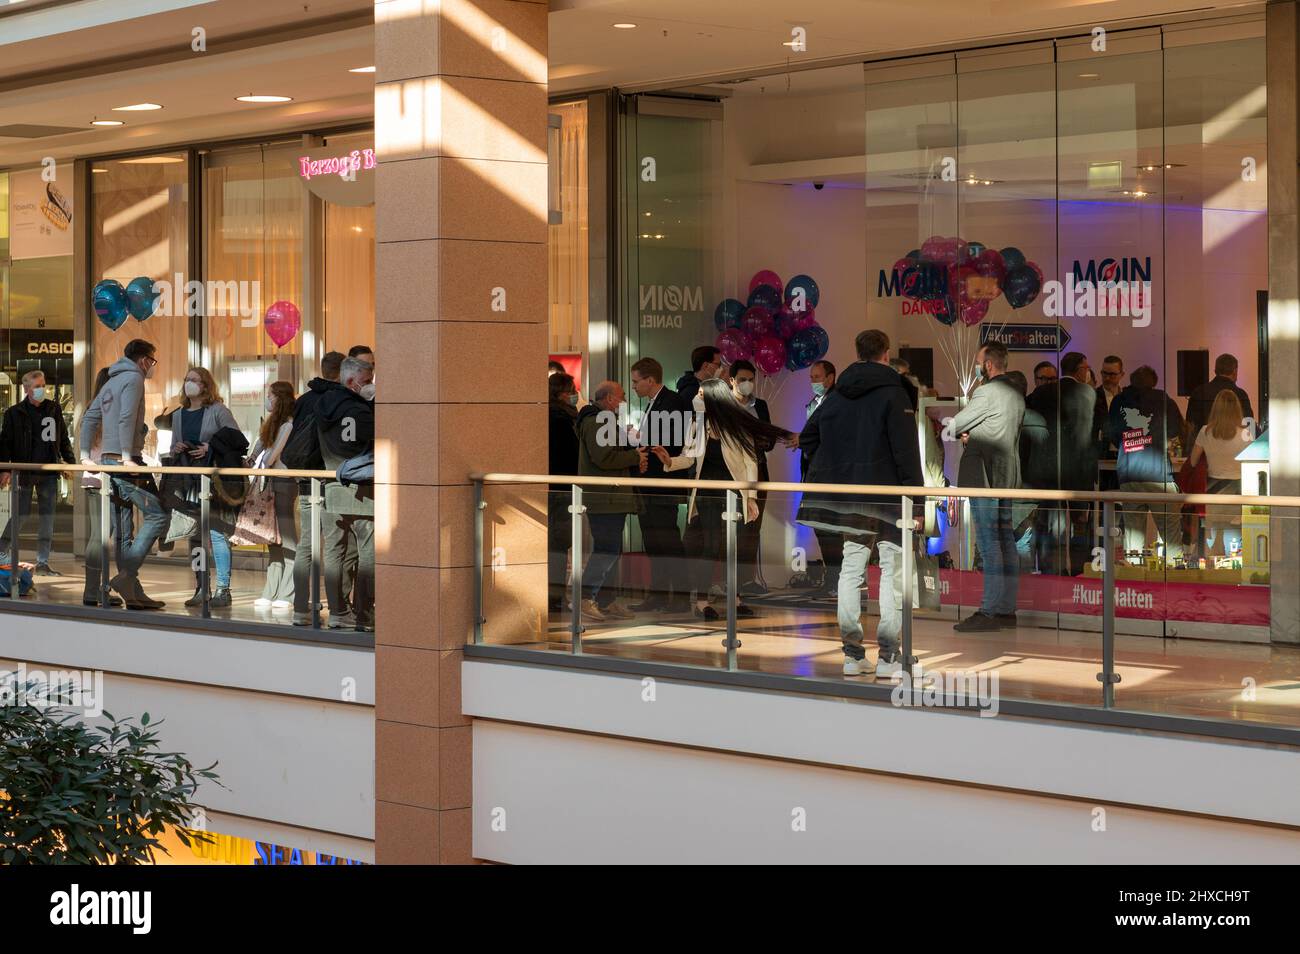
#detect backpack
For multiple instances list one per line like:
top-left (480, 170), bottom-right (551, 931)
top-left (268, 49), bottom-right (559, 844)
top-left (280, 403), bottom-right (323, 471)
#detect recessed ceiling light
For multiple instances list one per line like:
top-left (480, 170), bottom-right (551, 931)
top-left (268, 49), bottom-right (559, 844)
top-left (113, 103), bottom-right (162, 112)
top-left (119, 156), bottom-right (185, 164)
top-left (1078, 72), bottom-right (1100, 79)
top-left (613, 22), bottom-right (637, 29)
top-left (92, 168), bottom-right (108, 174)
top-left (348, 66), bottom-right (375, 73)
top-left (236, 94), bottom-right (292, 103)
top-left (90, 119), bottom-right (124, 126)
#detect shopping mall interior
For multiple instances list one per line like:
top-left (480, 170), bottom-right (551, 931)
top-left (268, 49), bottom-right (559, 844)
top-left (0, 0), bottom-right (1298, 865)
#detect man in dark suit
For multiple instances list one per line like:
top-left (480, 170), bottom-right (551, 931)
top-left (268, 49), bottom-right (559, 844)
top-left (1026, 351), bottom-right (1099, 575)
top-left (629, 357), bottom-right (690, 612)
top-left (728, 360), bottom-right (775, 596)
top-left (1186, 353), bottom-right (1254, 435)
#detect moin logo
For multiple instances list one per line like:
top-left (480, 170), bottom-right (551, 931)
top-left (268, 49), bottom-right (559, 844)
top-left (640, 284), bottom-right (703, 328)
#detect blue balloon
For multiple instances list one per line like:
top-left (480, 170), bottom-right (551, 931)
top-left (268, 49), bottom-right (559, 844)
top-left (784, 274), bottom-right (820, 311)
top-left (747, 284), bottom-right (782, 312)
top-left (714, 297), bottom-right (746, 332)
top-left (126, 276), bottom-right (159, 321)
top-left (787, 328), bottom-right (821, 371)
top-left (806, 324), bottom-right (830, 360)
top-left (93, 280), bottom-right (129, 330)
top-left (999, 246), bottom-right (1026, 270)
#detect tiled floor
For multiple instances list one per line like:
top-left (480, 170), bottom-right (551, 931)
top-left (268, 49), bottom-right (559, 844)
top-left (523, 592), bottom-right (1300, 729)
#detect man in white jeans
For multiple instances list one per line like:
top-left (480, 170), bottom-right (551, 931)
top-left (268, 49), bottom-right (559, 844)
top-left (796, 329), bottom-right (923, 678)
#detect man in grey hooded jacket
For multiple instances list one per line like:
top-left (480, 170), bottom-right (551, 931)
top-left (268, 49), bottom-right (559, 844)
top-left (78, 339), bottom-right (168, 610)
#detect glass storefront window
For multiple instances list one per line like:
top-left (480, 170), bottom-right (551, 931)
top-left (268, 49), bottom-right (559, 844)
top-left (549, 100), bottom-right (589, 364)
top-left (90, 152), bottom-right (190, 460)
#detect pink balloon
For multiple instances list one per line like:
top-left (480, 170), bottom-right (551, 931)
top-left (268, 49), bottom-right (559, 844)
top-left (264, 300), bottom-right (302, 348)
top-left (741, 306), bottom-right (774, 339)
top-left (974, 248), bottom-right (1006, 286)
top-left (1027, 261), bottom-right (1045, 286)
top-left (716, 328), bottom-right (753, 363)
top-left (774, 305), bottom-right (799, 339)
top-left (748, 269), bottom-right (783, 296)
top-left (789, 305), bottom-right (816, 331)
top-left (960, 298), bottom-right (989, 327)
top-left (753, 335), bottom-right (787, 375)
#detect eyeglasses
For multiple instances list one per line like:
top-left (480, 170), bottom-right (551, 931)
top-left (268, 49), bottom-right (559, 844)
top-left (1102, 369), bottom-right (1122, 377)
top-left (1035, 374), bottom-right (1057, 383)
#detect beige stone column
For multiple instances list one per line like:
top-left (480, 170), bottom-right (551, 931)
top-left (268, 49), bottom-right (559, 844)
top-left (373, 0), bottom-right (549, 863)
top-left (1268, 1), bottom-right (1300, 644)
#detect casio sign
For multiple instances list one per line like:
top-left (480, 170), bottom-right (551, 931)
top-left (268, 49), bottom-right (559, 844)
top-left (27, 343), bottom-right (73, 355)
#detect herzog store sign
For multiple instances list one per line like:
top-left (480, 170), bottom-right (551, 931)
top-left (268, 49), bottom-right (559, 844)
top-left (296, 144), bottom-right (376, 206)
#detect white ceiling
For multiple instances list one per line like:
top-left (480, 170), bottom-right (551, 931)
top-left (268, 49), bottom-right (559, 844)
top-left (0, 0), bottom-right (1268, 168)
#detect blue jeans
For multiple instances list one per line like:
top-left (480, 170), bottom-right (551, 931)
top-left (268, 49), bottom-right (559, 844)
top-left (1, 474), bottom-right (59, 564)
top-left (194, 530), bottom-right (232, 589)
top-left (583, 512), bottom-right (626, 606)
top-left (970, 497), bottom-right (1018, 616)
top-left (108, 475), bottom-right (169, 577)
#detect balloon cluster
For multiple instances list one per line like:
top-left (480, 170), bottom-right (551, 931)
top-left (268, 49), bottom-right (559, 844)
top-left (92, 277), bottom-right (159, 330)
top-left (713, 270), bottom-right (829, 373)
top-left (891, 237), bottom-right (1043, 327)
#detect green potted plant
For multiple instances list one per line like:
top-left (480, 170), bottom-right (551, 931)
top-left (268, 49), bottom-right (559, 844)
top-left (1, 680), bottom-right (220, 864)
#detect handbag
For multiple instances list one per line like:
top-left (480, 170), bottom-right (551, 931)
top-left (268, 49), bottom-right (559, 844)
top-left (914, 536), bottom-right (942, 612)
top-left (231, 483), bottom-right (280, 547)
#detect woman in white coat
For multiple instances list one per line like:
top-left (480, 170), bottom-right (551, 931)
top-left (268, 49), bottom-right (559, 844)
top-left (652, 378), bottom-right (790, 621)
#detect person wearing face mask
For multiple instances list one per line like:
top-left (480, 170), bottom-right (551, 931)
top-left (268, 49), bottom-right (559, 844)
top-left (169, 367), bottom-right (243, 609)
top-left (248, 381), bottom-right (299, 609)
top-left (77, 339), bottom-right (169, 610)
top-left (0, 369), bottom-right (75, 575)
top-left (675, 345), bottom-right (724, 408)
top-left (547, 372), bottom-right (580, 612)
top-left (792, 360), bottom-right (842, 598)
top-left (949, 340), bottom-right (1025, 632)
top-left (316, 355), bottom-right (375, 631)
top-left (729, 360), bottom-right (774, 597)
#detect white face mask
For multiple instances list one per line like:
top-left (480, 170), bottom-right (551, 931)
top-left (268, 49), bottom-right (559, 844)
top-left (736, 380), bottom-right (755, 397)
top-left (184, 380), bottom-right (202, 398)
top-left (692, 394), bottom-right (705, 414)
top-left (265, 396), bottom-right (274, 413)
top-left (359, 383), bottom-right (376, 401)
top-left (30, 386), bottom-right (46, 402)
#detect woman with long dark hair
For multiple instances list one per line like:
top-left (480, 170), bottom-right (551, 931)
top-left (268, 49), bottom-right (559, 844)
top-left (250, 380), bottom-right (299, 609)
top-left (652, 377), bottom-right (790, 620)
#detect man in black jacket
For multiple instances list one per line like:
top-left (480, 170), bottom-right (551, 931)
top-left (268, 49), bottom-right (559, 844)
top-left (674, 345), bottom-right (723, 408)
top-left (1026, 351), bottom-right (1099, 574)
top-left (797, 329), bottom-right (922, 679)
top-left (1186, 353), bottom-right (1254, 435)
top-left (629, 356), bottom-right (690, 612)
top-left (0, 370), bottom-right (74, 574)
top-left (288, 351), bottom-right (345, 625)
top-left (548, 372), bottom-right (580, 611)
top-left (317, 354), bottom-right (375, 631)
top-left (730, 360), bottom-right (775, 596)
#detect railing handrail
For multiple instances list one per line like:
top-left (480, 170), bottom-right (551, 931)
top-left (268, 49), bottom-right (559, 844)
top-left (0, 461), bottom-right (337, 480)
top-left (470, 471), bottom-right (1294, 509)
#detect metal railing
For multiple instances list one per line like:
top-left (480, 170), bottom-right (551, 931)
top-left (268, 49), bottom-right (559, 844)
top-left (470, 471), bottom-right (1300, 745)
top-left (0, 461), bottom-right (344, 633)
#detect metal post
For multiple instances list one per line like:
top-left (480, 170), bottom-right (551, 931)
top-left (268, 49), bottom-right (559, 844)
top-left (8, 474), bottom-right (20, 599)
top-left (98, 484), bottom-right (111, 608)
top-left (310, 477), bottom-right (323, 629)
top-left (473, 480), bottom-right (485, 646)
top-left (1099, 500), bottom-right (1120, 707)
top-left (901, 494), bottom-right (915, 673)
top-left (569, 484), bottom-right (584, 654)
top-left (199, 474), bottom-right (212, 619)
top-left (723, 489), bottom-right (740, 671)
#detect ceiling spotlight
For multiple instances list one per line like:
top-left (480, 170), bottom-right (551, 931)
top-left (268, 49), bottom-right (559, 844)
top-left (90, 119), bottom-right (124, 126)
top-left (613, 22), bottom-right (637, 29)
top-left (92, 168), bottom-right (108, 174)
top-left (1137, 162), bottom-right (1184, 172)
top-left (236, 94), bottom-right (293, 103)
top-left (1078, 72), bottom-right (1100, 79)
top-left (113, 103), bottom-right (162, 111)
top-left (348, 66), bottom-right (375, 73)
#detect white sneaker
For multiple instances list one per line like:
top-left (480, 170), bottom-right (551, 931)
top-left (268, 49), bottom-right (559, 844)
top-left (875, 654), bottom-right (903, 678)
top-left (842, 657), bottom-right (866, 676)
top-left (254, 597), bottom-right (272, 608)
top-left (580, 599), bottom-right (606, 622)
top-left (271, 600), bottom-right (292, 610)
